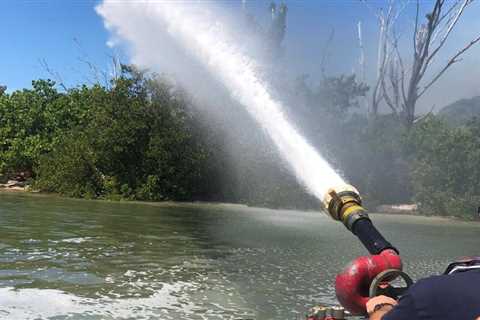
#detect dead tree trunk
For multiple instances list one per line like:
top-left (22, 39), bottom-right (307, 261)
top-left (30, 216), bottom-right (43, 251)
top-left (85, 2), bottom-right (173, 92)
top-left (369, 0), bottom-right (479, 127)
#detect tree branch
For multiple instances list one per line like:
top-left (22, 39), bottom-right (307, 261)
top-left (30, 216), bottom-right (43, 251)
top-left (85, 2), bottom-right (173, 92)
top-left (320, 27), bottom-right (335, 79)
top-left (413, 104), bottom-right (436, 123)
top-left (413, 0), bottom-right (419, 56)
top-left (418, 35), bottom-right (480, 99)
top-left (357, 21), bottom-right (366, 82)
top-left (431, 0), bottom-right (463, 42)
top-left (392, 37), bottom-right (407, 105)
top-left (426, 0), bottom-right (471, 68)
top-left (417, 0), bottom-right (443, 80)
top-left (39, 58), bottom-right (68, 92)
top-left (380, 69), bottom-right (399, 114)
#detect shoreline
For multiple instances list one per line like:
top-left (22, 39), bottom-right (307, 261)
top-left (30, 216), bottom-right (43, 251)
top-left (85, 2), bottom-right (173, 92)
top-left (0, 178), bottom-right (29, 192)
top-left (1, 187), bottom-right (478, 222)
top-left (0, 185), bottom-right (28, 192)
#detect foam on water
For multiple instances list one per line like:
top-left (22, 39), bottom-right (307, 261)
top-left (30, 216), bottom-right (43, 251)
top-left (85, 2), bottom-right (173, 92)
top-left (96, 1), bottom-right (346, 201)
top-left (0, 282), bottom-right (196, 319)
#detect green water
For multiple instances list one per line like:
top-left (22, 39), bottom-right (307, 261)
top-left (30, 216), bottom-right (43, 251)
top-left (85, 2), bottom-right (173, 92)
top-left (0, 192), bottom-right (478, 319)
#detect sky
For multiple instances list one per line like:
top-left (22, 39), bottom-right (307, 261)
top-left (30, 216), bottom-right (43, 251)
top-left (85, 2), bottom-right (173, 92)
top-left (2, 0), bottom-right (480, 112)
top-left (2, 0), bottom-right (115, 90)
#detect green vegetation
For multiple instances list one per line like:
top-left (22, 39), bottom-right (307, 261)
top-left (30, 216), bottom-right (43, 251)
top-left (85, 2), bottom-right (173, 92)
top-left (1, 66), bottom-right (219, 201)
top-left (408, 117), bottom-right (480, 219)
top-left (283, 72), bottom-right (480, 219)
top-left (1, 65), bottom-right (480, 219)
top-left (438, 96), bottom-right (480, 127)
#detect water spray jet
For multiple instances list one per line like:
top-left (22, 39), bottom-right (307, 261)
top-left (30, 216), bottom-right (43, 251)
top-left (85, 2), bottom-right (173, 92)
top-left (97, 2), bottom-right (411, 317)
top-left (96, 1), bottom-right (345, 202)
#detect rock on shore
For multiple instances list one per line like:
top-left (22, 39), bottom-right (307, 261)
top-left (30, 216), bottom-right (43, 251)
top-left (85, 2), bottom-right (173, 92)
top-left (376, 204), bottom-right (418, 214)
top-left (0, 179), bottom-right (28, 191)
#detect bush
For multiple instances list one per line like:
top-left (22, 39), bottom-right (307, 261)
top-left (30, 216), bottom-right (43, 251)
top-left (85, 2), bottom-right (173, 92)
top-left (0, 80), bottom-right (92, 176)
top-left (33, 66), bottom-right (217, 201)
top-left (408, 116), bottom-right (480, 219)
top-left (4, 65), bottom-right (480, 218)
top-left (34, 133), bottom-right (104, 198)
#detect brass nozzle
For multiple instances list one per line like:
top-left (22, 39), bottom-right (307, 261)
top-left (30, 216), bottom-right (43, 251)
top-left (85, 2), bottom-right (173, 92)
top-left (323, 184), bottom-right (398, 254)
top-left (323, 184), bottom-right (369, 230)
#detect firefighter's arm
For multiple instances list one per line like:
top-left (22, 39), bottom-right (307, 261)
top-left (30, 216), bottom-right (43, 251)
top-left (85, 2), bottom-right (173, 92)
top-left (368, 293), bottom-right (420, 320)
top-left (367, 296), bottom-right (397, 320)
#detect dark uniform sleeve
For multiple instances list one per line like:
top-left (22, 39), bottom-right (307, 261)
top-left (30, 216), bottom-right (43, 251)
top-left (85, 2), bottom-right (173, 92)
top-left (382, 293), bottom-right (419, 320)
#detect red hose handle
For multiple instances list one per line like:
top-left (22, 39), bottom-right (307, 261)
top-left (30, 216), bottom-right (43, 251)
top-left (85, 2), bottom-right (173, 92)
top-left (334, 249), bottom-right (402, 315)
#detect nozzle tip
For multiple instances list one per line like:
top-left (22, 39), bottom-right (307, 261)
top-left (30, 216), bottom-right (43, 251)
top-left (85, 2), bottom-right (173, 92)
top-left (323, 184), bottom-right (360, 209)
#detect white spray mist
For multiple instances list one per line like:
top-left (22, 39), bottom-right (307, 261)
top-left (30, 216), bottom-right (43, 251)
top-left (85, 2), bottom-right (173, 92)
top-left (97, 1), bottom-right (346, 201)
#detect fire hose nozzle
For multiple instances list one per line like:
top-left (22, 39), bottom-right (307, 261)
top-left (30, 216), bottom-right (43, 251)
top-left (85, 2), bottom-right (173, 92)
top-left (323, 184), bottom-right (398, 255)
top-left (323, 184), bottom-right (368, 231)
top-left (323, 185), bottom-right (402, 315)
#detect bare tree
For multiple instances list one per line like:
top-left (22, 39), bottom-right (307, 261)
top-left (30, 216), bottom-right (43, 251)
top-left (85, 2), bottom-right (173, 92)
top-left (370, 0), bottom-right (480, 127)
top-left (367, 1), bottom-right (405, 118)
top-left (357, 21), bottom-right (374, 115)
top-left (39, 58), bottom-right (69, 92)
top-left (357, 21), bottom-right (366, 83)
top-left (74, 37), bottom-right (117, 88)
top-left (320, 27), bottom-right (335, 79)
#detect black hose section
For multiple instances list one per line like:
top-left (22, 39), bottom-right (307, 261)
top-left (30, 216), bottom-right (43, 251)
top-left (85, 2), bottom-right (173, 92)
top-left (351, 218), bottom-right (399, 255)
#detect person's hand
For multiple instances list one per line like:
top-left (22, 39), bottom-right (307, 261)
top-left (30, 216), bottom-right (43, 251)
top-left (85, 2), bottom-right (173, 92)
top-left (366, 295), bottom-right (398, 315)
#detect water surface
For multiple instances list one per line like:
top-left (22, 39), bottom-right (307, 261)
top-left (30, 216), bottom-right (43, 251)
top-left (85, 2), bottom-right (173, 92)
top-left (0, 193), bottom-right (478, 319)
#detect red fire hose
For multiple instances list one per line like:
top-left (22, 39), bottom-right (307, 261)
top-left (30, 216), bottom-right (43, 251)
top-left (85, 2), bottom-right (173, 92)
top-left (335, 249), bottom-right (402, 315)
top-left (321, 185), bottom-right (410, 316)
